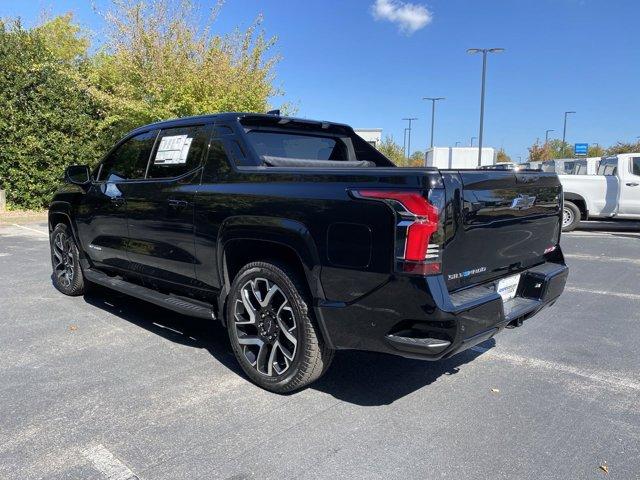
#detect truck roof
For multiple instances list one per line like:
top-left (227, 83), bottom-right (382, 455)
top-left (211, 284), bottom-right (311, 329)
top-left (128, 112), bottom-right (352, 136)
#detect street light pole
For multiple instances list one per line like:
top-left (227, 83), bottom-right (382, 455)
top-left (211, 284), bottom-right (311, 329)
top-left (545, 129), bottom-right (554, 143)
top-left (468, 47), bottom-right (505, 166)
top-left (562, 111), bottom-right (576, 151)
top-left (455, 141), bottom-right (461, 147)
top-left (402, 118), bottom-right (418, 159)
top-left (403, 128), bottom-right (408, 158)
top-left (423, 97), bottom-right (445, 149)
top-left (470, 136), bottom-right (477, 147)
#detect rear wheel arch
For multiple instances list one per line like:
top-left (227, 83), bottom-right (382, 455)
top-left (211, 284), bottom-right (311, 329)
top-left (223, 238), bottom-right (311, 294)
top-left (562, 193), bottom-right (587, 220)
top-left (216, 218), bottom-right (323, 324)
top-left (562, 201), bottom-right (582, 232)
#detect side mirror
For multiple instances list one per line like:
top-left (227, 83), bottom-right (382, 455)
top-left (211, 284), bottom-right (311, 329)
top-left (65, 165), bottom-right (92, 186)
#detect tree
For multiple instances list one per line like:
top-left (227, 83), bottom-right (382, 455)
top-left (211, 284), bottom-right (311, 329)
top-left (605, 141), bottom-right (640, 156)
top-left (89, 0), bottom-right (283, 145)
top-left (376, 135), bottom-right (408, 166)
top-left (588, 145), bottom-right (605, 157)
top-left (0, 18), bottom-right (102, 209)
top-left (0, 2), bottom-right (285, 209)
top-left (496, 148), bottom-right (511, 163)
top-left (527, 139), bottom-right (573, 161)
top-left (528, 141), bottom-right (550, 162)
top-left (34, 13), bottom-right (90, 62)
top-left (408, 150), bottom-right (425, 167)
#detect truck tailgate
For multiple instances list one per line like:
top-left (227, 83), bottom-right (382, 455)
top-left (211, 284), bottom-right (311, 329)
top-left (442, 170), bottom-right (562, 291)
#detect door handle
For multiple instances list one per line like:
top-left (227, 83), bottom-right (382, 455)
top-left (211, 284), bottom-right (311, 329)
top-left (110, 197), bottom-right (126, 206)
top-left (626, 183), bottom-right (639, 187)
top-left (167, 199), bottom-right (188, 209)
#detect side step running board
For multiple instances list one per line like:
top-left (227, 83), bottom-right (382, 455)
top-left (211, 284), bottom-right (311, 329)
top-left (84, 269), bottom-right (214, 320)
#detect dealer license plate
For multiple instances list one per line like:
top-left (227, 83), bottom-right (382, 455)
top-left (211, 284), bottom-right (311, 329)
top-left (496, 274), bottom-right (521, 302)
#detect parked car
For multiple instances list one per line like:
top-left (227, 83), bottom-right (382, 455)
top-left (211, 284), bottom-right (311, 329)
top-left (559, 153), bottom-right (640, 231)
top-left (570, 157), bottom-right (601, 175)
top-left (49, 113), bottom-right (568, 392)
top-left (540, 159), bottom-right (577, 174)
top-left (478, 162), bottom-right (528, 171)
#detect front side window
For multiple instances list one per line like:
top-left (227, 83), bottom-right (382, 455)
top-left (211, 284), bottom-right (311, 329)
top-left (247, 130), bottom-right (348, 161)
top-left (147, 126), bottom-right (209, 179)
top-left (98, 130), bottom-right (158, 181)
top-left (631, 157), bottom-right (640, 177)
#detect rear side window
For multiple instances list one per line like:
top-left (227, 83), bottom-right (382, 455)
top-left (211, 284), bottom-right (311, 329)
top-left (563, 161), bottom-right (575, 173)
top-left (598, 159), bottom-right (617, 176)
top-left (98, 130), bottom-right (157, 181)
top-left (247, 131), bottom-right (348, 161)
top-left (147, 126), bottom-right (209, 179)
top-left (631, 157), bottom-right (640, 176)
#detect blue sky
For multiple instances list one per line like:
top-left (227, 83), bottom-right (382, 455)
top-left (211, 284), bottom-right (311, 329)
top-left (2, 0), bottom-right (639, 160)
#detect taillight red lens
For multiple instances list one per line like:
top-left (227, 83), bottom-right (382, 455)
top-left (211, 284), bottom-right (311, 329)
top-left (405, 221), bottom-right (437, 261)
top-left (354, 190), bottom-right (435, 217)
top-left (353, 190), bottom-right (442, 268)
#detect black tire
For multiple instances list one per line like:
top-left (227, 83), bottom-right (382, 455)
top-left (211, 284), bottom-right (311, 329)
top-left (50, 223), bottom-right (86, 296)
top-left (226, 261), bottom-right (334, 393)
top-left (562, 201), bottom-right (581, 232)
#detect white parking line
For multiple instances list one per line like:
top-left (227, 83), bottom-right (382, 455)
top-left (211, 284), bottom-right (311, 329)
top-left (10, 223), bottom-right (48, 236)
top-left (565, 232), bottom-right (640, 238)
top-left (564, 286), bottom-right (640, 301)
top-left (564, 253), bottom-right (640, 266)
top-left (82, 444), bottom-right (139, 480)
top-left (470, 346), bottom-right (640, 393)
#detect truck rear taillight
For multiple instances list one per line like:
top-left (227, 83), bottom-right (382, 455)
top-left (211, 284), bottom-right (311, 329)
top-left (352, 190), bottom-right (444, 275)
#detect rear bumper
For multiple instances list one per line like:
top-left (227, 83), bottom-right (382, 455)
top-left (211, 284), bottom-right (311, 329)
top-left (314, 258), bottom-right (568, 360)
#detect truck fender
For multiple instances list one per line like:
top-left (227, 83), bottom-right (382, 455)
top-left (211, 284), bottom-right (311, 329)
top-left (48, 202), bottom-right (84, 255)
top-left (216, 215), bottom-right (324, 321)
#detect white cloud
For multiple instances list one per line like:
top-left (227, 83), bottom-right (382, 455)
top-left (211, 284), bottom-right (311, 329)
top-left (371, 0), bottom-right (433, 34)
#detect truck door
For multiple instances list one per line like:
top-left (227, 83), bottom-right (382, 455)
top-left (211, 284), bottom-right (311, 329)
top-left (618, 156), bottom-right (640, 216)
top-left (125, 124), bottom-right (211, 294)
top-left (75, 130), bottom-right (158, 274)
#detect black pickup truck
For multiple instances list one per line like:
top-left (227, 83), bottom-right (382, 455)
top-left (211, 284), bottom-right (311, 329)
top-left (49, 113), bottom-right (568, 392)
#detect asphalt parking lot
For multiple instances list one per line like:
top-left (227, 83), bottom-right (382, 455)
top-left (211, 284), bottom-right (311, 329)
top-left (1, 220), bottom-right (639, 480)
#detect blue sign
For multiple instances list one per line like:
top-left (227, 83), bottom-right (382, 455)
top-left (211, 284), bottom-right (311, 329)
top-left (574, 143), bottom-right (588, 156)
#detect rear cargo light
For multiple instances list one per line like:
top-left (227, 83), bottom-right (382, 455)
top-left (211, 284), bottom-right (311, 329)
top-left (352, 189), bottom-right (444, 275)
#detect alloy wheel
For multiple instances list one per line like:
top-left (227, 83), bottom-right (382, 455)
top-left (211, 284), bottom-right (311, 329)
top-left (52, 232), bottom-right (75, 288)
top-left (233, 277), bottom-right (298, 377)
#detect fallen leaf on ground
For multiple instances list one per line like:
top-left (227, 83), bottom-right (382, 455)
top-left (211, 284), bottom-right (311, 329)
top-left (490, 388), bottom-right (500, 393)
top-left (69, 325), bottom-right (77, 332)
top-left (599, 462), bottom-right (608, 474)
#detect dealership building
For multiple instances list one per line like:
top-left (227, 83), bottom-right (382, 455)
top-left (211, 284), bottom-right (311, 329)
top-left (354, 128), bottom-right (382, 148)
